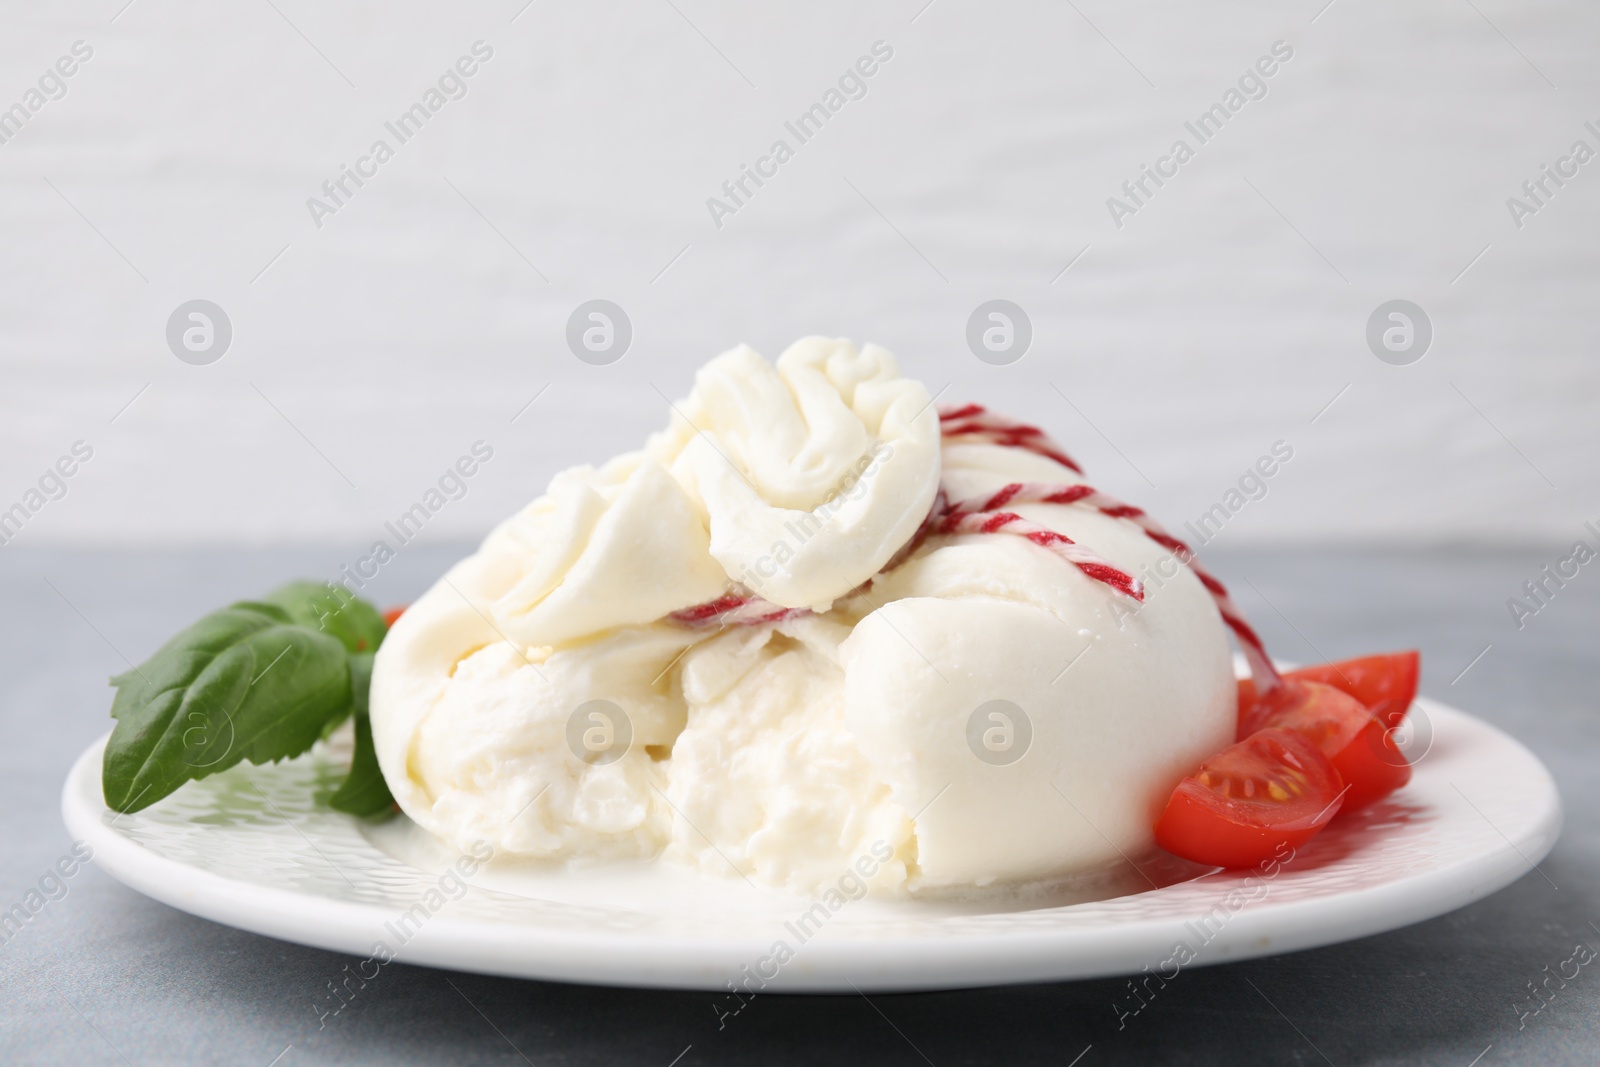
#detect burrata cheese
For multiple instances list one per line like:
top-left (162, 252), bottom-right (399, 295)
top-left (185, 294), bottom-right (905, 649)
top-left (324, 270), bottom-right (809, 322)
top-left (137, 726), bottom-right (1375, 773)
top-left (369, 338), bottom-right (1233, 895)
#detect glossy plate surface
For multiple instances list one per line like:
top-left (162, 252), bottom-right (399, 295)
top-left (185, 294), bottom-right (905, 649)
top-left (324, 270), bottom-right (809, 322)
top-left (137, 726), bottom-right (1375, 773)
top-left (62, 697), bottom-right (1560, 992)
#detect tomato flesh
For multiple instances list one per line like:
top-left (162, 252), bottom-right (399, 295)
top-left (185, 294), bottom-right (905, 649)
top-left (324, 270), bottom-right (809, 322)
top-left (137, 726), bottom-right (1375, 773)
top-left (1328, 716), bottom-right (1412, 811)
top-left (1154, 728), bottom-right (1344, 869)
top-left (1239, 651), bottom-right (1419, 735)
top-left (1255, 680), bottom-right (1368, 751)
top-left (1251, 680), bottom-right (1411, 812)
top-left (1286, 651), bottom-right (1419, 728)
top-left (382, 605), bottom-right (408, 628)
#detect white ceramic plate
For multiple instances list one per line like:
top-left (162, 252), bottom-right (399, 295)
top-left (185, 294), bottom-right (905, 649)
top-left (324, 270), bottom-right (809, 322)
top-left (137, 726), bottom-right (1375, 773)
top-left (62, 695), bottom-right (1559, 992)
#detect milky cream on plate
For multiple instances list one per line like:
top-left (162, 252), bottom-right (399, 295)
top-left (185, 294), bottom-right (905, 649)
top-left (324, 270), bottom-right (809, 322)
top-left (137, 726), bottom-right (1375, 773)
top-left (370, 338), bottom-right (1233, 895)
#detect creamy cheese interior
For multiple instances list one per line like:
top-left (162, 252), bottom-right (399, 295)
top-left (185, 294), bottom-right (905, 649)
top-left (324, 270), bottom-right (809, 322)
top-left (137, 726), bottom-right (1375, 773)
top-left (369, 338), bottom-right (1233, 895)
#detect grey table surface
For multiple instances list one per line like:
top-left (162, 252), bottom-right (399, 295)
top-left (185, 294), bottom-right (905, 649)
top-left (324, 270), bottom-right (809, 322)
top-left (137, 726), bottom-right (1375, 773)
top-left (1, 544), bottom-right (1595, 1066)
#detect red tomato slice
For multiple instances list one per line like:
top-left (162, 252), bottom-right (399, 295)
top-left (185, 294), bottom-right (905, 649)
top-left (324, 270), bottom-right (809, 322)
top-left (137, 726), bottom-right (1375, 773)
top-left (1236, 650), bottom-right (1420, 736)
top-left (1331, 717), bottom-right (1411, 811)
top-left (382, 605), bottom-right (408, 628)
top-left (1255, 680), bottom-right (1368, 752)
top-left (1252, 680), bottom-right (1411, 812)
top-left (1154, 728), bottom-right (1344, 869)
top-left (1286, 651), bottom-right (1419, 729)
top-left (1235, 678), bottom-right (1259, 738)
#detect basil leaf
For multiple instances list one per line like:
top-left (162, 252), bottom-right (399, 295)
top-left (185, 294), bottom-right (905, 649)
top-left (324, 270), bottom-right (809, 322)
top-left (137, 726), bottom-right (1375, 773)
top-left (260, 581), bottom-right (387, 656)
top-left (103, 601), bottom-right (353, 813)
top-left (330, 653), bottom-right (395, 818)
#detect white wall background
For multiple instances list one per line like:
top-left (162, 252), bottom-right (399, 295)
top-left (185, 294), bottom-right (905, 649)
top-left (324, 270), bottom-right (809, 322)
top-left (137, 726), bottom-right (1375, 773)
top-left (1, 0), bottom-right (1596, 550)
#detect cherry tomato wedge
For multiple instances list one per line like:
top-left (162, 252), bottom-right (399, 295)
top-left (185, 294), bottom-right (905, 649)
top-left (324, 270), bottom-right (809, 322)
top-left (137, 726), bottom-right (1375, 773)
top-left (1237, 650), bottom-right (1420, 735)
top-left (1235, 678), bottom-right (1259, 737)
top-left (1254, 680), bottom-right (1367, 752)
top-left (1332, 717), bottom-right (1410, 811)
top-left (1252, 680), bottom-right (1412, 812)
top-left (1284, 651), bottom-right (1419, 729)
top-left (1154, 728), bottom-right (1344, 869)
top-left (382, 605), bottom-right (408, 628)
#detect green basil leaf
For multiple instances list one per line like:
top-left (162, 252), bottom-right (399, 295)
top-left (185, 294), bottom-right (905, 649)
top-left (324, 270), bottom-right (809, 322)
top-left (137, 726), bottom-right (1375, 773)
top-left (260, 580), bottom-right (388, 656)
top-left (330, 652), bottom-right (395, 818)
top-left (103, 601), bottom-right (353, 813)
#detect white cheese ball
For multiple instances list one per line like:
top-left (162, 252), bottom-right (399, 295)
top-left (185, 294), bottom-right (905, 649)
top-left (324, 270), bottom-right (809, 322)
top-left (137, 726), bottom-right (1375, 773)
top-left (839, 443), bottom-right (1235, 889)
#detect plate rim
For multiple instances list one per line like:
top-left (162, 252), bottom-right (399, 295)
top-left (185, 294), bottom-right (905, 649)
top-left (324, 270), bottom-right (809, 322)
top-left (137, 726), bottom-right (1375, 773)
top-left (62, 697), bottom-right (1562, 992)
